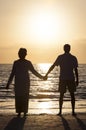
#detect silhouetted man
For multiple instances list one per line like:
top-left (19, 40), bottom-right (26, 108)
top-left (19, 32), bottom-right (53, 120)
top-left (45, 44), bottom-right (79, 115)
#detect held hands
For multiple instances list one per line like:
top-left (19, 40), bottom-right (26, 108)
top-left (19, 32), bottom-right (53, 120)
top-left (43, 75), bottom-right (48, 80)
top-left (42, 73), bottom-right (48, 80)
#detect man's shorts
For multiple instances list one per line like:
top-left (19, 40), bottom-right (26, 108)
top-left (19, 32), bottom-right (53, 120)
top-left (58, 80), bottom-right (76, 93)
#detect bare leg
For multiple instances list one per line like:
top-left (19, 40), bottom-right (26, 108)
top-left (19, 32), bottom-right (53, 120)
top-left (58, 93), bottom-right (64, 115)
top-left (70, 92), bottom-right (76, 115)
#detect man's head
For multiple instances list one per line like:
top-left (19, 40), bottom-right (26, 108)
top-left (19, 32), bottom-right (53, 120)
top-left (64, 44), bottom-right (71, 53)
top-left (18, 48), bottom-right (27, 59)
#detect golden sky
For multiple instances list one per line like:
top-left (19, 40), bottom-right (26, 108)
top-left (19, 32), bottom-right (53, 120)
top-left (0, 0), bottom-right (86, 63)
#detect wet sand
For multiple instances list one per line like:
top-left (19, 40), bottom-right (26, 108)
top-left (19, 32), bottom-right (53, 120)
top-left (0, 98), bottom-right (86, 114)
top-left (0, 98), bottom-right (86, 130)
top-left (0, 88), bottom-right (86, 130)
top-left (0, 113), bottom-right (86, 130)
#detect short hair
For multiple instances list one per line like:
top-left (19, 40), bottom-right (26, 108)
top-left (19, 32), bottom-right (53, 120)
top-left (18, 48), bottom-right (27, 59)
top-left (64, 44), bottom-right (71, 53)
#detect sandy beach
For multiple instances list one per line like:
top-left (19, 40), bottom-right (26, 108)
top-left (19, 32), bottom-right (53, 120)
top-left (0, 90), bottom-right (86, 130)
top-left (0, 113), bottom-right (86, 130)
top-left (0, 63), bottom-right (86, 129)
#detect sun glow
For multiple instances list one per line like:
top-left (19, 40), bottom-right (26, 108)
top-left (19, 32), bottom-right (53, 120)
top-left (16, 8), bottom-right (66, 45)
top-left (38, 63), bottom-right (51, 73)
top-left (29, 11), bottom-right (58, 43)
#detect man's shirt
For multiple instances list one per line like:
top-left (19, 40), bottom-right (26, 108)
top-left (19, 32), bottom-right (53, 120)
top-left (54, 53), bottom-right (78, 80)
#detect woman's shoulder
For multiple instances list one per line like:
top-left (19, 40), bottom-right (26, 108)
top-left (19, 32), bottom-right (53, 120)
top-left (25, 59), bottom-right (32, 64)
top-left (13, 59), bottom-right (33, 66)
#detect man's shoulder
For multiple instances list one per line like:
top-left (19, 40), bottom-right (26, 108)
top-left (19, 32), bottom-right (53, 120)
top-left (54, 54), bottom-right (64, 64)
top-left (57, 53), bottom-right (77, 59)
top-left (70, 54), bottom-right (77, 60)
top-left (57, 54), bottom-right (64, 58)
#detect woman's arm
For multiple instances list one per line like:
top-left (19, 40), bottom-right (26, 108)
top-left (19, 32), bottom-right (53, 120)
top-left (6, 63), bottom-right (15, 89)
top-left (29, 62), bottom-right (43, 79)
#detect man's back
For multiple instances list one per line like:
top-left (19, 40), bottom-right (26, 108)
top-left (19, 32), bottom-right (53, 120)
top-left (55, 53), bottom-right (78, 80)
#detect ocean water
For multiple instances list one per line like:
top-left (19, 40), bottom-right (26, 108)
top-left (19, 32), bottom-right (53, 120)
top-left (0, 63), bottom-right (86, 114)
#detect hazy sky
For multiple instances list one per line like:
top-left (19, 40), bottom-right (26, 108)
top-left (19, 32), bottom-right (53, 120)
top-left (0, 0), bottom-right (86, 63)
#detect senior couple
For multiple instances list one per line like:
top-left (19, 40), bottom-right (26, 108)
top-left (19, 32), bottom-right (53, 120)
top-left (6, 44), bottom-right (79, 117)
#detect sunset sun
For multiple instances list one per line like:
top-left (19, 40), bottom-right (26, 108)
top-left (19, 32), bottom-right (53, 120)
top-left (17, 9), bottom-right (65, 45)
top-left (0, 0), bottom-right (86, 63)
top-left (29, 11), bottom-right (58, 42)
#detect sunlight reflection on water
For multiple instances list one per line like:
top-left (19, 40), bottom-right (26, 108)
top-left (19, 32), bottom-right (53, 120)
top-left (0, 63), bottom-right (86, 114)
top-left (37, 63), bottom-right (51, 73)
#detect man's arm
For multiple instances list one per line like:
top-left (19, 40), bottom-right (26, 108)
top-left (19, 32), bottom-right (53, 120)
top-left (44, 56), bottom-right (59, 79)
top-left (42, 64), bottom-right (56, 80)
top-left (45, 64), bottom-right (55, 76)
top-left (74, 68), bottom-right (79, 86)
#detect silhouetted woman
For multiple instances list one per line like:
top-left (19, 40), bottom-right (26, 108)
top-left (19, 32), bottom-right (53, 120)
top-left (6, 48), bottom-right (43, 117)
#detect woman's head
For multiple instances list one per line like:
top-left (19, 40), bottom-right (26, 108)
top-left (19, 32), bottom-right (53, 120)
top-left (18, 48), bottom-right (27, 59)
